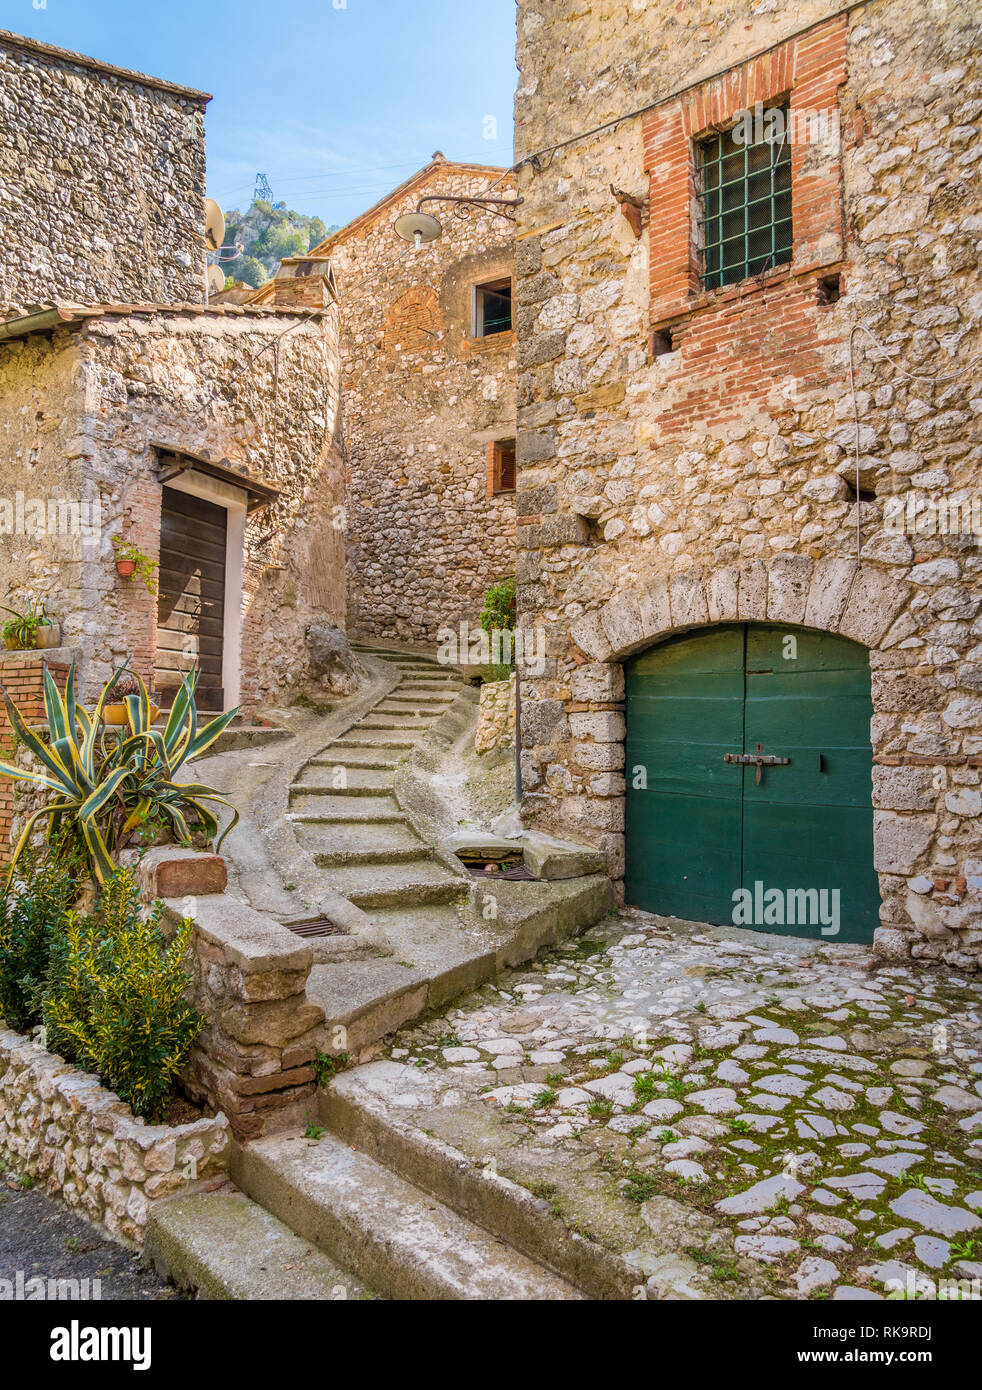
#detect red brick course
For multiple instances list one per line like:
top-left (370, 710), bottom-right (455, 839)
top-left (641, 15), bottom-right (848, 437)
top-left (0, 656), bottom-right (72, 862)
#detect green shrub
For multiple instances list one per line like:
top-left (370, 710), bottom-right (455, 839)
top-left (0, 846), bottom-right (78, 1032)
top-left (480, 575), bottom-right (516, 636)
top-left (44, 869), bottom-right (203, 1120)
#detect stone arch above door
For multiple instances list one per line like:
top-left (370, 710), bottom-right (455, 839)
top-left (569, 556), bottom-right (912, 665)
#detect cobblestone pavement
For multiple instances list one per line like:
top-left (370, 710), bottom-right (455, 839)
top-left (370, 909), bottom-right (982, 1300)
top-left (0, 1166), bottom-right (179, 1300)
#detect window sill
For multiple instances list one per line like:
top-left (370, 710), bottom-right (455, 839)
top-left (650, 256), bottom-right (843, 332)
top-left (461, 329), bottom-right (516, 356)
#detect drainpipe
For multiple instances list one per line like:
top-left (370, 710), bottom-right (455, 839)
top-left (514, 667), bottom-right (522, 803)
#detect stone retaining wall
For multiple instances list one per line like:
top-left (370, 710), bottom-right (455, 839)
top-left (475, 674), bottom-right (516, 754)
top-left (0, 1029), bottom-right (230, 1248)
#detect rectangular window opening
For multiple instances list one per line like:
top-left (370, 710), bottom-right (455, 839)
top-left (698, 105), bottom-right (793, 291)
top-left (491, 438), bottom-right (517, 494)
top-left (474, 278), bottom-right (513, 337)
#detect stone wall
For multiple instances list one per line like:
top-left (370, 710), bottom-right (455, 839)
top-left (513, 0), bottom-right (982, 965)
top-left (0, 28), bottom-right (208, 315)
top-left (475, 674), bottom-right (516, 754)
top-left (0, 1028), bottom-right (230, 1248)
top-left (321, 160), bottom-right (517, 646)
top-left (0, 301), bottom-right (345, 710)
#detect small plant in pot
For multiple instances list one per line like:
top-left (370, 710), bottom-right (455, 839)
top-left (112, 536), bottom-right (159, 594)
top-left (2, 597), bottom-right (59, 651)
top-left (102, 670), bottom-right (161, 726)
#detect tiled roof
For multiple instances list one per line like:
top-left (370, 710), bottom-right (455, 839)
top-left (0, 300), bottom-right (327, 341)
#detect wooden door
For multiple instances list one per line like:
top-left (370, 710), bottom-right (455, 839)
top-left (625, 624), bottom-right (879, 943)
top-left (154, 487), bottom-right (226, 710)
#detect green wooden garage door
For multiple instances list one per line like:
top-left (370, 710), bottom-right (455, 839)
top-left (625, 624), bottom-right (879, 943)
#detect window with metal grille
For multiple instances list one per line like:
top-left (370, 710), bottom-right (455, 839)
top-left (491, 439), bottom-right (516, 493)
top-left (698, 106), bottom-right (793, 290)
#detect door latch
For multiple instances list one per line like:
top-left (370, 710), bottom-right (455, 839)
top-left (724, 743), bottom-right (791, 785)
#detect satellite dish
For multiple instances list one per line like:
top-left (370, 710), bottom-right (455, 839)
top-left (205, 199), bottom-right (226, 252)
top-left (207, 263), bottom-right (226, 295)
top-left (394, 211), bottom-right (442, 251)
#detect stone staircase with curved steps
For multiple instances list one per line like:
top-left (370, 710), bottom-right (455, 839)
top-left (145, 644), bottom-right (614, 1301)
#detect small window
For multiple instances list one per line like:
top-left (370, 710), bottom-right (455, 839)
top-left (474, 278), bottom-right (512, 337)
top-left (698, 105), bottom-right (793, 290)
top-left (490, 439), bottom-right (516, 494)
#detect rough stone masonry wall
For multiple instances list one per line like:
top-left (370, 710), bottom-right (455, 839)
top-left (331, 166), bottom-right (517, 646)
top-left (0, 1028), bottom-right (230, 1248)
top-left (0, 304), bottom-right (345, 709)
top-left (513, 0), bottom-right (982, 967)
top-left (0, 29), bottom-right (208, 315)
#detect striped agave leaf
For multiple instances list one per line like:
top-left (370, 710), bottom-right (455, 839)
top-left (0, 658), bottom-right (241, 884)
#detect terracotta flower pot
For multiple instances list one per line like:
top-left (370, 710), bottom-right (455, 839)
top-left (116, 559), bottom-right (136, 578)
top-left (35, 623), bottom-right (61, 649)
top-left (3, 636), bottom-right (22, 651)
top-left (102, 703), bottom-right (161, 726)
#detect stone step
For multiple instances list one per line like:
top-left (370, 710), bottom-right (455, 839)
top-left (372, 706), bottom-right (452, 721)
top-left (144, 1189), bottom-right (375, 1301)
top-left (288, 794), bottom-right (404, 822)
top-left (306, 749), bottom-right (401, 769)
top-left (357, 714), bottom-right (442, 729)
top-left (290, 770), bottom-right (397, 799)
top-left (333, 732), bottom-right (417, 749)
top-left (319, 1065), bottom-right (632, 1301)
top-left (322, 860), bottom-right (469, 908)
top-left (231, 1133), bottom-right (582, 1301)
top-left (295, 821), bottom-right (428, 867)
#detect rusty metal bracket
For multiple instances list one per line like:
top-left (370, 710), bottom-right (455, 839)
top-left (724, 744), bottom-right (791, 785)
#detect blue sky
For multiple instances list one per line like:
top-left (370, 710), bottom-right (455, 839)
top-left (0, 0), bottom-right (517, 226)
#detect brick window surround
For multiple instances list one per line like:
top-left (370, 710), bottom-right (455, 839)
top-left (644, 14), bottom-right (848, 327)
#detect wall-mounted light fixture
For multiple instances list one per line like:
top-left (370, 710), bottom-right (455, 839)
top-left (395, 193), bottom-right (522, 250)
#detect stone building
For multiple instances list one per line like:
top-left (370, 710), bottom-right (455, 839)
top-left (254, 156), bottom-right (517, 647)
top-left (512, 0), bottom-right (982, 966)
top-left (0, 31), bottom-right (345, 730)
top-left (0, 292), bottom-right (343, 712)
top-left (0, 28), bottom-right (209, 314)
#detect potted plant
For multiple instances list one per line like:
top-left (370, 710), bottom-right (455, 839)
top-left (2, 597), bottom-right (58, 650)
top-left (112, 537), bottom-right (159, 594)
top-left (102, 671), bottom-right (162, 726)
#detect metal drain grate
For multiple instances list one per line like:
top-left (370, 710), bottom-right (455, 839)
top-left (282, 917), bottom-right (348, 939)
top-left (467, 865), bottom-right (537, 882)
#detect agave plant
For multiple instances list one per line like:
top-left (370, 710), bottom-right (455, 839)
top-left (0, 660), bottom-right (239, 883)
